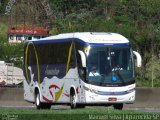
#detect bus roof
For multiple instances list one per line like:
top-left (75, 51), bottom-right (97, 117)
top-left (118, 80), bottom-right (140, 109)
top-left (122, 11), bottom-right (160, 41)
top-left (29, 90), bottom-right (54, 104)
top-left (30, 32), bottom-right (130, 45)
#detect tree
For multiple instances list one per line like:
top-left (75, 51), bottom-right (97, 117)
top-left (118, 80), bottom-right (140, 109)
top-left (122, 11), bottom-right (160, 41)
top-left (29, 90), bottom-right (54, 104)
top-left (0, 43), bottom-right (23, 68)
top-left (0, 0), bottom-right (8, 13)
top-left (50, 0), bottom-right (97, 17)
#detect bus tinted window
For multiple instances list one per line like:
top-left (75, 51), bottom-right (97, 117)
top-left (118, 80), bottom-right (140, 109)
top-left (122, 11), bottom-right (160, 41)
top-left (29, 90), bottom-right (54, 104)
top-left (35, 42), bottom-right (76, 68)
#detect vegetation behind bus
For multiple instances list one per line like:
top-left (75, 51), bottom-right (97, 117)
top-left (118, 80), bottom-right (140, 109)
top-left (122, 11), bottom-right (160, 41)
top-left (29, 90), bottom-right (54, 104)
top-left (0, 43), bottom-right (23, 68)
top-left (0, 0), bottom-right (160, 87)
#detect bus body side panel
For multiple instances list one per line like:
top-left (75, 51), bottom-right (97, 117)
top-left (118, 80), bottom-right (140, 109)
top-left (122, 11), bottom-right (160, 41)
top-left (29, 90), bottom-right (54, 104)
top-left (23, 77), bottom-right (35, 102)
top-left (23, 41), bottom-right (40, 103)
top-left (40, 68), bottom-right (80, 104)
top-left (38, 40), bottom-right (87, 104)
top-left (23, 40), bottom-right (86, 104)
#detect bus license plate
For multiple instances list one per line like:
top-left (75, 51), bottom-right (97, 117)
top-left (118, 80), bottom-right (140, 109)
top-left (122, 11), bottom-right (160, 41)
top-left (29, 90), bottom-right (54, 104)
top-left (108, 97), bottom-right (117, 101)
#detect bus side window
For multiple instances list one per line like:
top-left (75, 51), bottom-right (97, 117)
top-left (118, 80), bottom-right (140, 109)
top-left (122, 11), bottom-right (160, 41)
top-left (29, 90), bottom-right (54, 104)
top-left (77, 52), bottom-right (82, 76)
top-left (69, 43), bottom-right (76, 68)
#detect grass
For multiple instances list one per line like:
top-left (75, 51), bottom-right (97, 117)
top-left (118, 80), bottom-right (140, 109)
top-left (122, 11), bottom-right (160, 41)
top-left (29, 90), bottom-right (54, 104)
top-left (0, 107), bottom-right (159, 120)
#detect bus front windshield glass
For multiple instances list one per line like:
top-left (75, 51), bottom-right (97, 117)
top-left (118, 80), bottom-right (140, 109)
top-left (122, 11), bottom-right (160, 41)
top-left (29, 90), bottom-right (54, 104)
top-left (87, 46), bottom-right (134, 86)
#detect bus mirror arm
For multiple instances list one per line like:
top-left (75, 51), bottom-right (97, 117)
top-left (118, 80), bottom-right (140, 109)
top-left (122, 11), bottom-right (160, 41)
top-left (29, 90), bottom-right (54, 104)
top-left (133, 51), bottom-right (142, 67)
top-left (78, 50), bottom-right (86, 68)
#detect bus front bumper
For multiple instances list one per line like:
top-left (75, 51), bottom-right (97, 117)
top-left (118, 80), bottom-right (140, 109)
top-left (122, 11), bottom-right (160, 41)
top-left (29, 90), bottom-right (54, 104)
top-left (85, 89), bottom-right (135, 104)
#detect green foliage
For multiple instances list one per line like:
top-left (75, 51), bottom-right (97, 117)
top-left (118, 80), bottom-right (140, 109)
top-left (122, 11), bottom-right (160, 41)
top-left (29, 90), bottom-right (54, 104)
top-left (0, 0), bottom-right (160, 87)
top-left (50, 0), bottom-right (97, 17)
top-left (0, 43), bottom-right (23, 68)
top-left (0, 23), bottom-right (7, 43)
top-left (0, 0), bottom-right (8, 13)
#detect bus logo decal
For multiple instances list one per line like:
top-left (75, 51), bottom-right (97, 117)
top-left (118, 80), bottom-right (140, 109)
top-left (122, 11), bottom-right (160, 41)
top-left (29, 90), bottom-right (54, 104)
top-left (66, 42), bottom-right (73, 74)
top-left (42, 83), bottom-right (65, 103)
top-left (45, 66), bottom-right (60, 76)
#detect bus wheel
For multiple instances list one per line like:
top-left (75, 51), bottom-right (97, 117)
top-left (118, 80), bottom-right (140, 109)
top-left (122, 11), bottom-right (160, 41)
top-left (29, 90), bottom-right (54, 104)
top-left (70, 92), bottom-right (77, 109)
top-left (35, 91), bottom-right (51, 109)
top-left (113, 104), bottom-right (123, 110)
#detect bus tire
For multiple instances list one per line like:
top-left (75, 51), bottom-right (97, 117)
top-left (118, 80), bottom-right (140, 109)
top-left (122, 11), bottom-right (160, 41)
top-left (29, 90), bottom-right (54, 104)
top-left (35, 90), bottom-right (51, 109)
top-left (77, 104), bottom-right (85, 108)
top-left (70, 90), bottom-right (77, 109)
top-left (113, 103), bottom-right (123, 110)
top-left (42, 103), bottom-right (51, 109)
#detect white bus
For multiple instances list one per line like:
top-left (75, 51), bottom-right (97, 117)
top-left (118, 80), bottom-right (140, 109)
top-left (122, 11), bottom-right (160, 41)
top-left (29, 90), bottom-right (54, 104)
top-left (23, 32), bottom-right (141, 109)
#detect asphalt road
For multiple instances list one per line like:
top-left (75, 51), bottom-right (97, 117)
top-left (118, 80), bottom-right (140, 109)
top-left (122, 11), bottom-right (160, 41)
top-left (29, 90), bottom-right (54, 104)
top-left (1, 87), bottom-right (160, 113)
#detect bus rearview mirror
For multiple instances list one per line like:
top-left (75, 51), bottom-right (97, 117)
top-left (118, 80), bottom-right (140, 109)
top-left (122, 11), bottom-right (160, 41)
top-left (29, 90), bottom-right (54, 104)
top-left (133, 51), bottom-right (142, 67)
top-left (78, 50), bottom-right (86, 67)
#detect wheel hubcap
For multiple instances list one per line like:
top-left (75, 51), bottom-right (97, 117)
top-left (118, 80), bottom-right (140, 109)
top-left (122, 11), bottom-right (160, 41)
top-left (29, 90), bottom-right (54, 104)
top-left (36, 94), bottom-right (40, 106)
top-left (72, 95), bottom-right (76, 104)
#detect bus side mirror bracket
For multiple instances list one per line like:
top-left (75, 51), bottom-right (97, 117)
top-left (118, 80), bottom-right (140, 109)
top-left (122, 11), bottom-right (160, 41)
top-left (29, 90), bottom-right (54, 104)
top-left (133, 51), bottom-right (142, 67)
top-left (78, 50), bottom-right (86, 67)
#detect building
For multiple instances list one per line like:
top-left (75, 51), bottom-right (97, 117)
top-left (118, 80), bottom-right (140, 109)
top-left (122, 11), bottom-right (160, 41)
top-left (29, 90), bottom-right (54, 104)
top-left (8, 26), bottom-right (49, 43)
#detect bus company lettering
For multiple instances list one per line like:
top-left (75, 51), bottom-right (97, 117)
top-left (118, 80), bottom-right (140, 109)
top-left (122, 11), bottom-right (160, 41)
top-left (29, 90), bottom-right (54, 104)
top-left (89, 39), bottom-right (121, 43)
top-left (45, 68), bottom-right (60, 76)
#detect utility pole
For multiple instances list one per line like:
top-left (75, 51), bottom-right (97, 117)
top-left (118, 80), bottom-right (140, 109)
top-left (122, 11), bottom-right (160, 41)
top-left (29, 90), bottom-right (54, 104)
top-left (151, 39), bottom-right (154, 88)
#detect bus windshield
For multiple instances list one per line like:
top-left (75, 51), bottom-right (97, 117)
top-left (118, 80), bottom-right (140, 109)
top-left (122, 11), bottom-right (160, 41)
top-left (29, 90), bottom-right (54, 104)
top-left (87, 46), bottom-right (134, 86)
